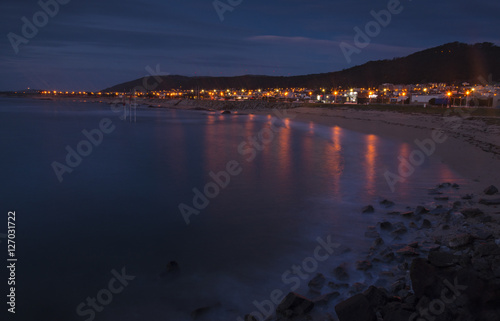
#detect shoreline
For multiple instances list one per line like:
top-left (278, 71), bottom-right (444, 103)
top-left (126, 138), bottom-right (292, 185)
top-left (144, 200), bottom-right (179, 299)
top-left (19, 96), bottom-right (500, 320)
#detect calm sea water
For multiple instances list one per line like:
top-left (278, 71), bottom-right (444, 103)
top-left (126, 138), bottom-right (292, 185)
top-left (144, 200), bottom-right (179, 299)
top-left (0, 97), bottom-right (467, 321)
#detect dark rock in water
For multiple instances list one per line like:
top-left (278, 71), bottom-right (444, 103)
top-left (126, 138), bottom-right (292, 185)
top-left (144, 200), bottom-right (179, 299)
top-left (434, 196), bottom-right (449, 201)
top-left (387, 211), bottom-right (401, 215)
top-left (410, 258), bottom-right (438, 298)
top-left (438, 182), bottom-right (452, 188)
top-left (401, 211), bottom-right (414, 218)
top-left (391, 226), bottom-right (408, 236)
top-left (350, 282), bottom-right (367, 294)
top-left (328, 282), bottom-right (349, 290)
top-left (362, 205), bottom-right (375, 213)
top-left (380, 199), bottom-right (395, 208)
top-left (396, 246), bottom-right (419, 256)
top-left (276, 292), bottom-right (314, 317)
top-left (452, 183), bottom-right (460, 189)
top-left (364, 226), bottom-right (380, 239)
top-left (378, 221), bottom-right (393, 231)
top-left (415, 206), bottom-right (430, 214)
top-left (421, 219), bottom-right (432, 229)
top-left (428, 188), bottom-right (443, 195)
top-left (484, 185), bottom-right (498, 195)
top-left (221, 110), bottom-right (231, 114)
top-left (166, 261), bottom-right (179, 272)
top-left (429, 207), bottom-right (450, 216)
top-left (441, 224), bottom-right (450, 230)
top-left (190, 302), bottom-right (221, 319)
top-left (462, 194), bottom-right (474, 200)
top-left (452, 200), bottom-right (462, 209)
top-left (333, 263), bottom-right (350, 281)
top-left (461, 208), bottom-right (484, 218)
top-left (409, 222), bottom-right (418, 229)
top-left (428, 251), bottom-right (457, 267)
top-left (308, 273), bottom-right (326, 291)
top-left (335, 294), bottom-right (376, 321)
top-left (356, 260), bottom-right (373, 271)
top-left (371, 237), bottom-right (385, 248)
top-left (479, 198), bottom-right (500, 205)
top-left (408, 242), bottom-right (419, 248)
top-left (313, 291), bottom-right (340, 305)
top-left (381, 302), bottom-right (415, 321)
top-left (390, 280), bottom-right (406, 294)
top-left (160, 261), bottom-right (180, 278)
top-left (243, 314), bottom-right (258, 321)
top-left (448, 233), bottom-right (474, 248)
top-left (363, 286), bottom-right (388, 308)
top-left (474, 242), bottom-right (500, 257)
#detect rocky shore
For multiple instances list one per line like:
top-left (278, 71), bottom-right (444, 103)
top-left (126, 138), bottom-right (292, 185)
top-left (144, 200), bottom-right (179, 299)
top-left (234, 184), bottom-right (500, 321)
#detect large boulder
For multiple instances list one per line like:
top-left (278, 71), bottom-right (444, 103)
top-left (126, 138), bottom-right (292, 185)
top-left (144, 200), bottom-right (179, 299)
top-left (276, 292), bottom-right (314, 317)
top-left (335, 294), bottom-right (376, 321)
top-left (484, 185), bottom-right (498, 195)
top-left (410, 258), bottom-right (438, 298)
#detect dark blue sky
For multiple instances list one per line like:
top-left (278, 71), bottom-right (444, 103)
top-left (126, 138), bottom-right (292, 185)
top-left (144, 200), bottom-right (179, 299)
top-left (1, 0), bottom-right (499, 91)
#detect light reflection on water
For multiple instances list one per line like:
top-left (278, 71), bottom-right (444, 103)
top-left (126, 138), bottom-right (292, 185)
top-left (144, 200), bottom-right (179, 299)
top-left (0, 98), bottom-right (468, 321)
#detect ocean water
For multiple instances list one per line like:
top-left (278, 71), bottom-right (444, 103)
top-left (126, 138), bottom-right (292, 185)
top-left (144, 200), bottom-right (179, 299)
top-left (0, 97), bottom-right (468, 321)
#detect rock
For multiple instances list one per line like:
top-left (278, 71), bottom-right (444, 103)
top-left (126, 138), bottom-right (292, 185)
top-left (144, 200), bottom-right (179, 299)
top-left (381, 302), bottom-right (415, 321)
top-left (409, 242), bottom-right (419, 248)
top-left (221, 110), bottom-right (231, 114)
top-left (390, 280), bottom-right (406, 294)
top-left (415, 206), bottom-right (429, 214)
top-left (409, 222), bottom-right (418, 229)
top-left (438, 182), bottom-right (452, 188)
top-left (484, 185), bottom-right (499, 195)
top-left (166, 261), bottom-right (179, 272)
top-left (362, 205), bottom-right (375, 213)
top-left (371, 237), bottom-right (384, 248)
top-left (434, 196), bottom-right (449, 201)
top-left (308, 273), bottom-right (326, 291)
top-left (363, 286), bottom-right (388, 308)
top-left (333, 263), bottom-right (350, 281)
top-left (328, 282), bottom-right (349, 290)
top-left (364, 227), bottom-right (380, 239)
top-left (449, 234), bottom-right (474, 248)
top-left (243, 314), bottom-right (258, 321)
top-left (380, 199), bottom-right (395, 208)
top-left (387, 211), bottom-right (401, 215)
top-left (421, 219), bottom-right (432, 228)
top-left (401, 211), bottom-right (414, 218)
top-left (378, 221), bottom-right (393, 230)
top-left (452, 183), bottom-right (460, 189)
top-left (474, 242), bottom-right (500, 257)
top-left (276, 292), bottom-right (314, 317)
top-left (350, 282), bottom-right (367, 293)
top-left (461, 208), bottom-right (484, 218)
top-left (410, 258), bottom-right (438, 298)
top-left (462, 194), bottom-right (473, 200)
top-left (190, 302), bottom-right (221, 319)
top-left (356, 260), bottom-right (373, 271)
top-left (335, 294), bottom-right (376, 321)
top-left (428, 251), bottom-right (457, 267)
top-left (396, 246), bottom-right (419, 256)
top-left (479, 198), bottom-right (500, 205)
top-left (313, 291), bottom-right (340, 305)
top-left (428, 189), bottom-right (443, 195)
top-left (391, 226), bottom-right (408, 236)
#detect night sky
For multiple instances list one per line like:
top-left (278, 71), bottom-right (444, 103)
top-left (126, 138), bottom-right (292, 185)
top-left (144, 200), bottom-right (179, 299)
top-left (1, 0), bottom-right (499, 91)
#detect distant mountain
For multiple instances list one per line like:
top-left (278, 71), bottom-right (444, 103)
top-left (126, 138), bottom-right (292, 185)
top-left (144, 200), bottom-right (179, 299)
top-left (103, 42), bottom-right (500, 92)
